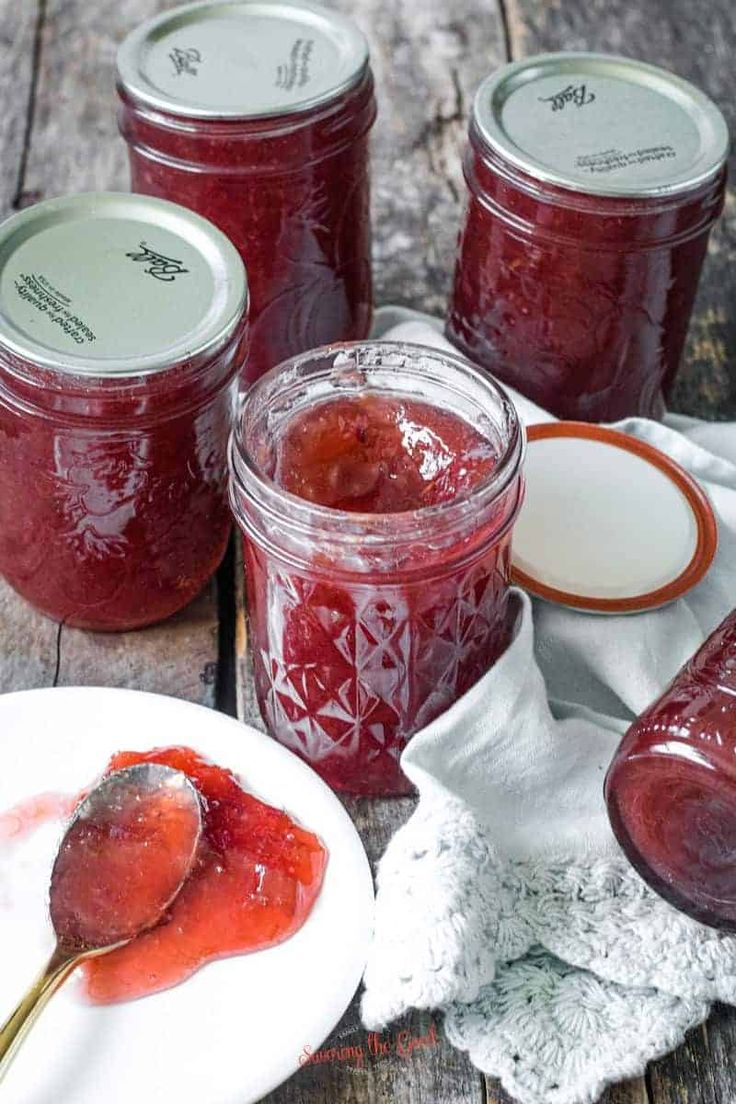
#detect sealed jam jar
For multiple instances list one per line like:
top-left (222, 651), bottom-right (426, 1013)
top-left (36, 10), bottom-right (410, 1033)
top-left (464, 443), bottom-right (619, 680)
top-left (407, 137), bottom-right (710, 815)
top-left (0, 193), bottom-right (247, 631)
top-left (229, 341), bottom-right (525, 796)
top-left (447, 53), bottom-right (729, 422)
top-left (117, 0), bottom-right (375, 386)
top-left (605, 609), bottom-right (736, 929)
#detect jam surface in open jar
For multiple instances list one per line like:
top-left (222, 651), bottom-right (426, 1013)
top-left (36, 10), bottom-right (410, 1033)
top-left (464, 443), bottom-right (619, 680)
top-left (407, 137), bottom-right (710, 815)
top-left (605, 610), bottom-right (736, 928)
top-left (446, 53), bottom-right (729, 422)
top-left (230, 344), bottom-right (524, 797)
top-left (117, 1), bottom-right (375, 384)
top-left (274, 394), bottom-right (497, 512)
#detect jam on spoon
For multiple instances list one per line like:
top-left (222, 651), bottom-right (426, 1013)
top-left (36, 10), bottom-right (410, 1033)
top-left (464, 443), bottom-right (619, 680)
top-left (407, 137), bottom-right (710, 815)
top-left (0, 763), bottom-right (202, 1078)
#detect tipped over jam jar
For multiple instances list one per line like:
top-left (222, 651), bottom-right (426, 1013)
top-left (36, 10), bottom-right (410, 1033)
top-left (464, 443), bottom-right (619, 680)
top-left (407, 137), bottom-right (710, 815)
top-left (446, 53), bottom-right (729, 423)
top-left (605, 609), bottom-right (736, 929)
top-left (117, 0), bottom-right (375, 386)
top-left (229, 341), bottom-right (525, 796)
top-left (0, 193), bottom-right (247, 631)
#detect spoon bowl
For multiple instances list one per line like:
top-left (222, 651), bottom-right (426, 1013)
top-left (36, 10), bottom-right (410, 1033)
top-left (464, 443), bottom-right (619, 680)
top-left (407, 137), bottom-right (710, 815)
top-left (0, 763), bottom-right (202, 1079)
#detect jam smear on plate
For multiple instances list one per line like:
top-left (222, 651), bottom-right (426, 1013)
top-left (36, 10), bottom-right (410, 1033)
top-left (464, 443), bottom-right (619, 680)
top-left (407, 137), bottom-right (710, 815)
top-left (82, 747), bottom-right (326, 1003)
top-left (0, 747), bottom-right (327, 1003)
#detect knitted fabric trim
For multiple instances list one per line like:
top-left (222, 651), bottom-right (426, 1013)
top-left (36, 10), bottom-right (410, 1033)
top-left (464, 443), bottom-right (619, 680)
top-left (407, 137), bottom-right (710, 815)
top-left (361, 793), bottom-right (736, 1104)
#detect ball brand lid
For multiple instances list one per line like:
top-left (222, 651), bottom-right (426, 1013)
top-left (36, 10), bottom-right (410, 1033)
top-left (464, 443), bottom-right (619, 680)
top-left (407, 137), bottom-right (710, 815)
top-left (116, 0), bottom-right (369, 120)
top-left (473, 52), bottom-right (729, 198)
top-left (510, 423), bottom-right (718, 615)
top-left (0, 192), bottom-right (247, 378)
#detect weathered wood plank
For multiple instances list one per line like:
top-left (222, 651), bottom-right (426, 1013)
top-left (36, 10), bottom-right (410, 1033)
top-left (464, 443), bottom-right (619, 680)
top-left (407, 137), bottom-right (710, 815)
top-left (5, 0), bottom-right (223, 706)
top-left (0, 0), bottom-right (62, 690)
top-left (504, 0), bottom-right (736, 421)
top-left (345, 0), bottom-right (508, 316)
top-left (0, 0), bottom-right (39, 215)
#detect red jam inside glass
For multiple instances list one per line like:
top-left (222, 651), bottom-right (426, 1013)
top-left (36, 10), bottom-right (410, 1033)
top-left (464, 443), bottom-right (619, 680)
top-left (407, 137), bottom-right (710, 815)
top-left (274, 395), bottom-right (496, 512)
top-left (232, 358), bottom-right (524, 797)
top-left (605, 610), bottom-right (736, 929)
top-left (118, 75), bottom-right (376, 385)
top-left (0, 346), bottom-right (243, 631)
top-left (447, 134), bottom-right (726, 422)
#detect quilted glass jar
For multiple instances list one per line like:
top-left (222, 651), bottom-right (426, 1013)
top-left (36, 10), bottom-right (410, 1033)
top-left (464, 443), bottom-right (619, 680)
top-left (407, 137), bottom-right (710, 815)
top-left (117, 0), bottom-right (375, 386)
top-left (229, 341), bottom-right (525, 796)
top-left (0, 193), bottom-right (247, 630)
top-left (606, 609), bottom-right (736, 929)
top-left (447, 53), bottom-right (729, 422)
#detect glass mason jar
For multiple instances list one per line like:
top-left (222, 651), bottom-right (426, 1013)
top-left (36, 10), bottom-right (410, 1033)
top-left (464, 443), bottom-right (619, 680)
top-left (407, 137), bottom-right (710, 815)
top-left (0, 193), bottom-right (247, 631)
top-left (229, 341), bottom-right (525, 796)
top-left (117, 0), bottom-right (376, 386)
top-left (446, 53), bottom-right (729, 423)
top-left (605, 609), bottom-right (736, 929)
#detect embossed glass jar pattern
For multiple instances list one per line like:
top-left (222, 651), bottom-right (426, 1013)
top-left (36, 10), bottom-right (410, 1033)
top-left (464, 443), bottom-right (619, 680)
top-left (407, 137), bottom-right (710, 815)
top-left (229, 342), bottom-right (525, 797)
top-left (117, 1), bottom-right (376, 386)
top-left (446, 54), bottom-right (729, 423)
top-left (0, 193), bottom-right (248, 631)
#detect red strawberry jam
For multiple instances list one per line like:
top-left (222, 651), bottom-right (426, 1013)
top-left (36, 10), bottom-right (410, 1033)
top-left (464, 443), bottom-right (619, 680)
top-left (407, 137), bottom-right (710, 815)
top-left (606, 610), bottom-right (736, 929)
top-left (1, 747), bottom-right (325, 1004)
top-left (230, 342), bottom-right (525, 796)
top-left (274, 395), bottom-right (497, 513)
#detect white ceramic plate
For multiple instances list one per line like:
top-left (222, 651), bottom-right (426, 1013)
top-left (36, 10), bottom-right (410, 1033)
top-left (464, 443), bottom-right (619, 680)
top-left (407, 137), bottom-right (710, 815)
top-left (0, 687), bottom-right (374, 1104)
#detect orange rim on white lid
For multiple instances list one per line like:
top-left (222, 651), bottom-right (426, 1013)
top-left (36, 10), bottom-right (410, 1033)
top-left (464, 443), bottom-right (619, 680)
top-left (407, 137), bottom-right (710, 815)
top-left (510, 422), bottom-right (718, 615)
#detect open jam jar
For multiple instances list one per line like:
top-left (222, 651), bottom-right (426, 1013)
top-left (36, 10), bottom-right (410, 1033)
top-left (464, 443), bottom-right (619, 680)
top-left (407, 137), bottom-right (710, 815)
top-left (229, 341), bottom-right (525, 796)
top-left (0, 192), bottom-right (247, 631)
top-left (117, 0), bottom-right (375, 386)
top-left (446, 53), bottom-right (729, 422)
top-left (605, 609), bottom-right (736, 929)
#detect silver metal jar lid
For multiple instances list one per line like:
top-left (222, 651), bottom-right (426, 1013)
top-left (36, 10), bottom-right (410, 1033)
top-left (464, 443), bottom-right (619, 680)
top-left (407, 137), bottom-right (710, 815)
top-left (473, 52), bottom-right (729, 198)
top-left (116, 0), bottom-right (369, 121)
top-left (0, 192), bottom-right (247, 378)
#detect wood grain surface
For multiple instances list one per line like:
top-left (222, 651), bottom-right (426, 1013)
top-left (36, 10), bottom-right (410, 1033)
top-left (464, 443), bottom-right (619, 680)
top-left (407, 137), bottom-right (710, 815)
top-left (0, 0), bottom-right (734, 1100)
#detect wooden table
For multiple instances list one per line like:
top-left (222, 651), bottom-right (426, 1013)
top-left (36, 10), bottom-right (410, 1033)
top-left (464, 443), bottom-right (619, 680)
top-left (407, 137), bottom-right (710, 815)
top-left (1, 0), bottom-right (734, 1101)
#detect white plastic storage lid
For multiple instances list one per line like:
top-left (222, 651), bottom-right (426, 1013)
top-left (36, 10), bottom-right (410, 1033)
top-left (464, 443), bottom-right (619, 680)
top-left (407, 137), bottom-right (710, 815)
top-left (473, 52), bottom-right (729, 197)
top-left (116, 0), bottom-right (370, 120)
top-left (510, 423), bottom-right (718, 614)
top-left (0, 192), bottom-right (247, 378)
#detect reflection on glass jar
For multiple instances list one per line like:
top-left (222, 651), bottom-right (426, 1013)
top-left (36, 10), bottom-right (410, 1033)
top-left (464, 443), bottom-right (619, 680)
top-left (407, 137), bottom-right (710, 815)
top-left (605, 609), bottom-right (736, 929)
top-left (447, 53), bottom-right (729, 423)
top-left (229, 341), bottom-right (525, 796)
top-left (117, 0), bottom-right (376, 385)
top-left (0, 193), bottom-right (248, 630)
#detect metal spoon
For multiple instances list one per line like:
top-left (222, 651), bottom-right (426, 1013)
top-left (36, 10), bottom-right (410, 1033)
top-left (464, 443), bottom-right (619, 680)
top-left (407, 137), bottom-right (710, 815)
top-left (0, 762), bottom-right (202, 1080)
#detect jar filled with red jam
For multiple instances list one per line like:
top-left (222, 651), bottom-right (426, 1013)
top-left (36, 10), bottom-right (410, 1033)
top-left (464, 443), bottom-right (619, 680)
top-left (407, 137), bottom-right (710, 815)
top-left (117, 0), bottom-right (375, 386)
top-left (229, 341), bottom-right (525, 796)
top-left (605, 610), bottom-right (736, 929)
top-left (0, 192), bottom-right (247, 631)
top-left (446, 53), bottom-right (729, 422)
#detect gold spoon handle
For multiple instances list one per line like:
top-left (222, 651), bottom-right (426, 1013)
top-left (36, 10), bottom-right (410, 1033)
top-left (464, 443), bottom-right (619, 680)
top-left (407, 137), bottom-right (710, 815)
top-left (0, 945), bottom-right (79, 1081)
